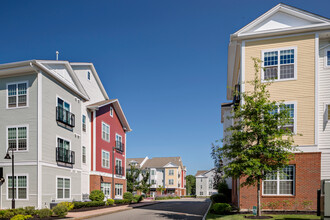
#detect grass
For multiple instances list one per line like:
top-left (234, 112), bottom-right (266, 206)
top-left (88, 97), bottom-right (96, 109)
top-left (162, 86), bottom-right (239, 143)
top-left (206, 213), bottom-right (321, 220)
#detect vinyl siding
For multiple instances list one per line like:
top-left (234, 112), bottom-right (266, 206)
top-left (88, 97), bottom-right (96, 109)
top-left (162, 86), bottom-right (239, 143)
top-left (245, 34), bottom-right (315, 146)
top-left (165, 168), bottom-right (178, 188)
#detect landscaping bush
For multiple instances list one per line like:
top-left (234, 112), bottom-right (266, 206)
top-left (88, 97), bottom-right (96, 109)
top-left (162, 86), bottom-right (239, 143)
top-left (73, 201), bottom-right (105, 209)
top-left (37, 208), bottom-right (53, 218)
top-left (210, 193), bottom-right (227, 203)
top-left (155, 195), bottom-right (181, 200)
top-left (123, 192), bottom-right (134, 201)
top-left (106, 199), bottom-right (115, 206)
top-left (181, 195), bottom-right (196, 198)
top-left (211, 203), bottom-right (232, 215)
top-left (59, 201), bottom-right (74, 211)
top-left (10, 214), bottom-right (32, 220)
top-left (114, 199), bottom-right (131, 205)
top-left (13, 208), bottom-right (26, 215)
top-left (24, 207), bottom-right (36, 215)
top-left (133, 195), bottom-right (143, 203)
top-left (89, 190), bottom-right (105, 201)
top-left (3, 210), bottom-right (15, 219)
top-left (52, 204), bottom-right (68, 218)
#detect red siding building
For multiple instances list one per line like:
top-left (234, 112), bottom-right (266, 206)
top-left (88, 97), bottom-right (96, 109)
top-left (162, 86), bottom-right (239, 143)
top-left (88, 99), bottom-right (131, 199)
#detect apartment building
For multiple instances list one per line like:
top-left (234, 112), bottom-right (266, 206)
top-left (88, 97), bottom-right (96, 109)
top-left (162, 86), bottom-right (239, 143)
top-left (126, 157), bottom-right (186, 196)
top-left (195, 169), bottom-right (218, 197)
top-left (221, 3), bottom-right (330, 211)
top-left (0, 60), bottom-right (131, 209)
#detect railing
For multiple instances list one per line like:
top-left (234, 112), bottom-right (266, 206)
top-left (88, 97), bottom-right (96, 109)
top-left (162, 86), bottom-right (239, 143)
top-left (56, 147), bottom-right (75, 164)
top-left (56, 106), bottom-right (75, 127)
top-left (115, 166), bottom-right (123, 175)
top-left (115, 141), bottom-right (124, 152)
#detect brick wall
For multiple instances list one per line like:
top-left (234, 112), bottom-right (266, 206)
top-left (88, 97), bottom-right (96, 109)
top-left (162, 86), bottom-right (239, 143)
top-left (238, 152), bottom-right (321, 211)
top-left (90, 175), bottom-right (127, 197)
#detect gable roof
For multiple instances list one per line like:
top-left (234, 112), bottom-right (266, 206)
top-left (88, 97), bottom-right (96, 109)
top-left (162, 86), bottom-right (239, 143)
top-left (87, 99), bottom-right (132, 132)
top-left (126, 157), bottom-right (147, 168)
top-left (195, 170), bottom-right (208, 177)
top-left (142, 157), bottom-right (183, 169)
top-left (231, 3), bottom-right (330, 40)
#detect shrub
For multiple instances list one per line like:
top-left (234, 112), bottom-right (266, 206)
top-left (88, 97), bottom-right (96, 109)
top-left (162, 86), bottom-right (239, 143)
top-left (52, 204), bottom-right (68, 217)
top-left (114, 199), bottom-right (131, 205)
top-left (134, 195), bottom-right (143, 203)
top-left (210, 193), bottom-right (227, 203)
top-left (211, 203), bottom-right (232, 215)
top-left (59, 201), bottom-right (74, 211)
top-left (73, 201), bottom-right (105, 209)
top-left (13, 208), bottom-right (26, 215)
top-left (3, 210), bottom-right (15, 219)
top-left (89, 190), bottom-right (105, 201)
top-left (123, 192), bottom-right (134, 201)
top-left (106, 199), bottom-right (115, 206)
top-left (10, 214), bottom-right (32, 220)
top-left (37, 208), bottom-right (53, 218)
top-left (24, 207), bottom-right (36, 215)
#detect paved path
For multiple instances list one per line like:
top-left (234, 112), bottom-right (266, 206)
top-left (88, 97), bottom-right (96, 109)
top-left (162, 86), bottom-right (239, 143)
top-left (88, 198), bottom-right (211, 220)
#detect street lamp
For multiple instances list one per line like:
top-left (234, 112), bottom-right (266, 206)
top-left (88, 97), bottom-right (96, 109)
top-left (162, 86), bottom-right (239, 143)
top-left (4, 147), bottom-right (15, 209)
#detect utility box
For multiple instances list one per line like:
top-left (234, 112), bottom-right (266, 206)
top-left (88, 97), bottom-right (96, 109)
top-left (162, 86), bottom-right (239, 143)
top-left (321, 180), bottom-right (330, 220)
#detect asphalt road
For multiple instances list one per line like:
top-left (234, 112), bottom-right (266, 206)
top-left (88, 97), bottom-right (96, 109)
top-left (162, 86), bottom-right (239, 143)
top-left (90, 198), bottom-right (211, 220)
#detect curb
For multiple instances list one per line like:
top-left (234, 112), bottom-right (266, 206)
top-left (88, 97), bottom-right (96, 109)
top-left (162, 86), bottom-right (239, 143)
top-left (202, 199), bottom-right (212, 220)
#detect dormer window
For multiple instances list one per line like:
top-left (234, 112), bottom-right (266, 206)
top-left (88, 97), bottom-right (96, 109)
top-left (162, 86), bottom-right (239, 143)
top-left (110, 106), bottom-right (113, 117)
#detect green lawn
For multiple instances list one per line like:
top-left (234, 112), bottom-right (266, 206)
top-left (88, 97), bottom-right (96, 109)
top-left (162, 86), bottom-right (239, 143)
top-left (206, 213), bottom-right (320, 220)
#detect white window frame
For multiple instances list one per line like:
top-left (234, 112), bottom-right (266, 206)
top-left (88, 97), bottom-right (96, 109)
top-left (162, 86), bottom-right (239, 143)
top-left (115, 158), bottom-right (122, 174)
top-left (261, 47), bottom-right (297, 82)
top-left (101, 182), bottom-right (111, 199)
top-left (56, 136), bottom-right (71, 150)
top-left (82, 115), bottom-right (86, 132)
top-left (169, 170), bottom-right (174, 176)
top-left (102, 150), bottom-right (110, 169)
top-left (274, 101), bottom-right (297, 134)
top-left (102, 122), bottom-right (110, 142)
top-left (110, 106), bottom-right (114, 117)
top-left (82, 146), bottom-right (86, 164)
top-left (6, 125), bottom-right (29, 152)
top-left (115, 184), bottom-right (123, 198)
top-left (6, 173), bottom-right (29, 200)
top-left (6, 81), bottom-right (29, 109)
top-left (262, 165), bottom-right (295, 196)
top-left (56, 96), bottom-right (71, 111)
top-left (169, 179), bottom-right (174, 185)
top-left (324, 47), bottom-right (330, 69)
top-left (56, 176), bottom-right (71, 200)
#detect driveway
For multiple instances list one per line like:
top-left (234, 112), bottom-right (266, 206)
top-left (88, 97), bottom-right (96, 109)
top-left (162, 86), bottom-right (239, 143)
top-left (89, 198), bottom-right (211, 220)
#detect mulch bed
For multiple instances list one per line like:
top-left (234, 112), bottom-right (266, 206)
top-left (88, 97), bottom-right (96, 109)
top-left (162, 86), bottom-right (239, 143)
top-left (69, 204), bottom-right (130, 212)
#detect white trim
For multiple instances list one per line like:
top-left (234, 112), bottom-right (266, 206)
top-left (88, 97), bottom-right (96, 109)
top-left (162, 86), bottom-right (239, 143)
top-left (101, 122), bottom-right (110, 142)
top-left (6, 173), bottom-right (29, 201)
top-left (101, 150), bottom-right (110, 169)
top-left (241, 41), bottom-right (245, 105)
top-left (261, 46), bottom-right (297, 82)
top-left (0, 161), bottom-right (37, 166)
top-left (40, 161), bottom-right (82, 172)
top-left (6, 80), bottom-right (29, 109)
top-left (262, 165), bottom-right (295, 196)
top-left (37, 72), bottom-right (42, 209)
top-left (6, 124), bottom-right (29, 152)
top-left (89, 171), bottom-right (126, 180)
top-left (93, 111), bottom-right (96, 171)
top-left (56, 176), bottom-right (71, 200)
top-left (110, 106), bottom-right (113, 117)
top-left (324, 46), bottom-right (330, 69)
top-left (56, 135), bottom-right (71, 150)
top-left (56, 95), bottom-right (71, 112)
top-left (124, 133), bottom-right (127, 178)
top-left (244, 32), bottom-right (316, 43)
top-left (315, 33), bottom-right (319, 146)
top-left (279, 101), bottom-right (298, 134)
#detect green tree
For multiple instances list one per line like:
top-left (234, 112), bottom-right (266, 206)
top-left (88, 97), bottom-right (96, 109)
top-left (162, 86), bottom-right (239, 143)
top-left (156, 185), bottom-right (166, 195)
top-left (185, 175), bottom-right (196, 195)
top-left (137, 170), bottom-right (151, 195)
top-left (221, 58), bottom-right (297, 216)
top-left (126, 165), bottom-right (141, 193)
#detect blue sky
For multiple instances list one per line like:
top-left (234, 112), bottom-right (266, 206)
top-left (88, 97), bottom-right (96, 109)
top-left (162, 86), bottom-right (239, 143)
top-left (1, 0), bottom-right (329, 175)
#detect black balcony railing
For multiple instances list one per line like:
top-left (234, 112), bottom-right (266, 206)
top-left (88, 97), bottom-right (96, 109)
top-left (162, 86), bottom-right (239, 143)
top-left (56, 106), bottom-right (75, 127)
top-left (115, 141), bottom-right (124, 152)
top-left (56, 147), bottom-right (75, 164)
top-left (115, 166), bottom-right (123, 175)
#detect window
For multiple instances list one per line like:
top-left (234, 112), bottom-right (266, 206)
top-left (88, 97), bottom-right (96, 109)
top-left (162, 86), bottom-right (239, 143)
top-left (270, 103), bottom-right (296, 133)
top-left (263, 48), bottom-right (296, 81)
top-left (82, 115), bottom-right (86, 132)
top-left (115, 184), bottom-right (123, 197)
top-left (151, 170), bottom-right (155, 175)
top-left (8, 175), bottom-right (27, 199)
top-left (102, 150), bottom-right (110, 168)
top-left (87, 71), bottom-right (91, 80)
top-left (115, 134), bottom-right (123, 151)
top-left (200, 192), bottom-right (203, 196)
top-left (82, 146), bottom-right (86, 164)
top-left (57, 138), bottom-right (71, 163)
top-left (263, 165), bottom-right (295, 195)
top-left (101, 182), bottom-right (111, 198)
top-left (169, 170), bottom-right (174, 175)
top-left (7, 126), bottom-right (28, 151)
top-left (151, 180), bottom-right (156, 184)
top-left (57, 98), bottom-right (74, 126)
top-left (169, 179), bottom-right (174, 185)
top-left (326, 50), bottom-right (330, 67)
top-left (110, 106), bottom-right (113, 117)
top-left (102, 122), bottom-right (110, 142)
top-left (7, 82), bottom-right (28, 108)
top-left (209, 179), bottom-right (213, 189)
top-left (57, 177), bottom-right (70, 199)
top-left (116, 159), bottom-right (122, 175)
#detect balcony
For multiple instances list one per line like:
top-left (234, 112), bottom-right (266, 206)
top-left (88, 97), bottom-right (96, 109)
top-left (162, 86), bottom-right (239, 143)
top-left (56, 147), bottom-right (75, 164)
top-left (115, 141), bottom-right (124, 153)
top-left (56, 106), bottom-right (75, 127)
top-left (115, 166), bottom-right (123, 175)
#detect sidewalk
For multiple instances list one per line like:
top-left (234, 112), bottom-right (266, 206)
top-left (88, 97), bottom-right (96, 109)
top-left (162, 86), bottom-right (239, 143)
top-left (66, 200), bottom-right (159, 219)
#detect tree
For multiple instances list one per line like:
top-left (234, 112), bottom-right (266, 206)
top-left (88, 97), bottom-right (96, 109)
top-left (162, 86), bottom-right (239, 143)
top-left (221, 58), bottom-right (297, 217)
top-left (126, 165), bottom-right (141, 193)
top-left (185, 175), bottom-right (196, 195)
top-left (211, 141), bottom-right (224, 189)
top-left (137, 170), bottom-right (151, 195)
top-left (156, 185), bottom-right (166, 195)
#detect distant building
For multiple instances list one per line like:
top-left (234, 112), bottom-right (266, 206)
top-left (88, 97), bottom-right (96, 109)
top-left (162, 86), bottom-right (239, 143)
top-left (195, 169), bottom-right (231, 196)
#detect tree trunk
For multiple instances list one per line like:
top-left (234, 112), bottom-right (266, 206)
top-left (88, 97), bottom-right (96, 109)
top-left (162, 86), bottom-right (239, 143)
top-left (257, 179), bottom-right (261, 216)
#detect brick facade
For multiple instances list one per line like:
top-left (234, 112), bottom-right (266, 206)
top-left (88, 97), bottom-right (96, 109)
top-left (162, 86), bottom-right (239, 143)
top-left (90, 175), bottom-right (127, 198)
top-left (237, 152), bottom-right (321, 211)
